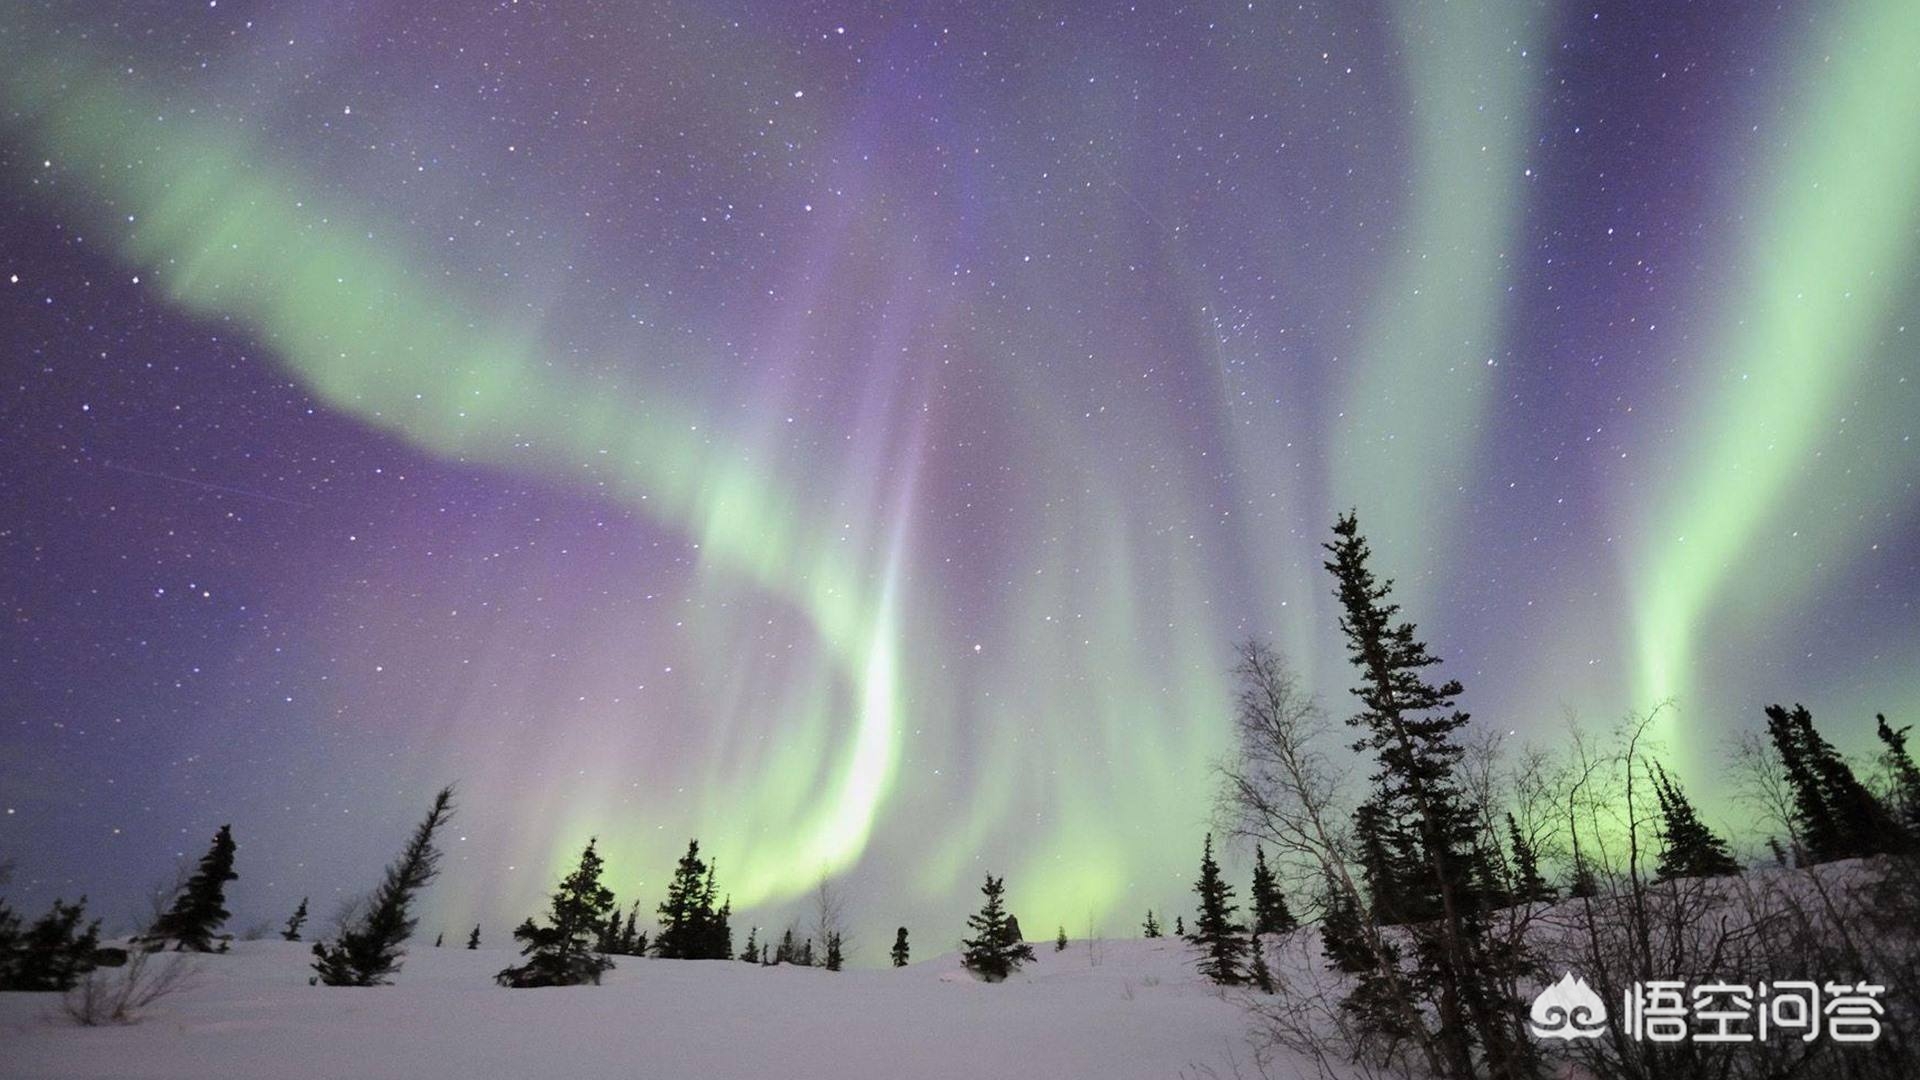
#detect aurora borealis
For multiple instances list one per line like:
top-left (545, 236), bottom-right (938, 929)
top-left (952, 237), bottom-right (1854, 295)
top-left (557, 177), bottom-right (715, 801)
top-left (2, 1), bottom-right (1916, 951)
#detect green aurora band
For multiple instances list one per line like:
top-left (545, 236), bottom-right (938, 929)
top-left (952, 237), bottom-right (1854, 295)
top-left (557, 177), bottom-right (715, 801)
top-left (1628, 0), bottom-right (1920, 757)
top-left (5, 0), bottom-right (1917, 933)
top-left (1, 47), bottom-right (910, 909)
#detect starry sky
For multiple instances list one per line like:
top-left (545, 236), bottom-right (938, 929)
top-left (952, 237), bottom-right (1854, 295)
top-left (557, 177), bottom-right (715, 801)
top-left (2, 1), bottom-right (1917, 951)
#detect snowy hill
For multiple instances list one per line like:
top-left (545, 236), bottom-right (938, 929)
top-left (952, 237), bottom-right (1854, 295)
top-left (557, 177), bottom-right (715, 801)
top-left (0, 937), bottom-right (1265, 1079)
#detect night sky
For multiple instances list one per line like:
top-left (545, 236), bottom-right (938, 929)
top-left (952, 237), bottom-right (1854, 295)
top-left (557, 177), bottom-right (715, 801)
top-left (2, 1), bottom-right (1916, 950)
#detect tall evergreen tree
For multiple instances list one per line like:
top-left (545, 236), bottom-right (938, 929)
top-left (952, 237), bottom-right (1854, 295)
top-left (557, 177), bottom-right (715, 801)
top-left (1650, 762), bottom-right (1740, 881)
top-left (281, 897), bottom-right (309, 942)
top-left (775, 928), bottom-right (795, 965)
top-left (1324, 512), bottom-right (1521, 1079)
top-left (311, 785), bottom-right (455, 986)
top-left (890, 926), bottom-right (910, 967)
top-left (466, 924), bottom-right (480, 950)
top-left (1141, 909), bottom-right (1162, 939)
top-left (1505, 814), bottom-right (1556, 904)
top-left (654, 840), bottom-right (726, 959)
top-left (1249, 844), bottom-right (1296, 935)
top-left (825, 932), bottom-right (844, 971)
top-left (739, 926), bottom-right (760, 963)
top-left (496, 838), bottom-right (618, 988)
top-left (1185, 833), bottom-right (1248, 985)
top-left (1766, 703), bottom-right (1902, 861)
top-left (960, 874), bottom-right (1035, 982)
top-left (148, 824), bottom-right (238, 952)
top-left (1877, 713), bottom-right (1920, 829)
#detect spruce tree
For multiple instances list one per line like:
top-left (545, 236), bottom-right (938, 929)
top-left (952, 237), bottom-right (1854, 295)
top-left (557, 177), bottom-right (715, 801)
top-left (466, 925), bottom-right (480, 950)
top-left (890, 926), bottom-right (910, 967)
top-left (775, 928), bottom-right (795, 965)
top-left (740, 926), bottom-right (759, 963)
top-left (960, 874), bottom-right (1035, 982)
top-left (1185, 833), bottom-right (1248, 985)
top-left (1174, 915), bottom-right (1184, 937)
top-left (0, 897), bottom-right (100, 991)
top-left (311, 785), bottom-right (455, 986)
top-left (496, 838), bottom-right (618, 988)
top-left (281, 897), bottom-right (309, 942)
top-left (653, 840), bottom-right (721, 959)
top-left (798, 937), bottom-right (815, 967)
top-left (1566, 857), bottom-right (1598, 900)
top-left (1055, 925), bottom-right (1069, 952)
top-left (1324, 512), bottom-right (1519, 1079)
top-left (825, 932), bottom-right (844, 971)
top-left (1876, 714), bottom-right (1920, 829)
top-left (1765, 703), bottom-right (1901, 861)
top-left (1248, 935), bottom-right (1275, 993)
top-left (1505, 813), bottom-right (1556, 904)
top-left (1651, 762), bottom-right (1740, 881)
top-left (1142, 909), bottom-right (1162, 938)
top-left (148, 824), bottom-right (238, 952)
top-left (621, 906), bottom-right (640, 954)
top-left (1317, 871), bottom-right (1371, 975)
top-left (1249, 844), bottom-right (1296, 935)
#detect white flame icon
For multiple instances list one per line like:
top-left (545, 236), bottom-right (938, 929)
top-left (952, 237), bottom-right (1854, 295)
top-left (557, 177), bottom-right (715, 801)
top-left (1529, 972), bottom-right (1608, 1040)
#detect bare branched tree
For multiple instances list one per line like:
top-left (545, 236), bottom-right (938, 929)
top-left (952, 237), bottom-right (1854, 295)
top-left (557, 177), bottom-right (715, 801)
top-left (62, 949), bottom-right (196, 1026)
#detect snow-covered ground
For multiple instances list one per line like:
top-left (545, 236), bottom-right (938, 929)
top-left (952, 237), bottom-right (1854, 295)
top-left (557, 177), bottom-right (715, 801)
top-left (0, 937), bottom-right (1271, 1079)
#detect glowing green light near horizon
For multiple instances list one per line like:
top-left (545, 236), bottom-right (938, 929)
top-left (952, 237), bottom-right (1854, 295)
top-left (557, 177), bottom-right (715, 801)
top-left (1631, 0), bottom-right (1920, 748)
top-left (1, 49), bottom-right (906, 910)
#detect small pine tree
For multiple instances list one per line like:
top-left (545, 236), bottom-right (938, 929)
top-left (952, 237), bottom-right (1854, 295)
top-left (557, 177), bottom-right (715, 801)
top-left (311, 785), bottom-right (455, 986)
top-left (1186, 834), bottom-right (1248, 984)
top-left (466, 924), bottom-right (480, 950)
top-left (620, 906), bottom-right (641, 955)
top-left (960, 874), bottom-right (1035, 982)
top-left (281, 897), bottom-right (309, 942)
top-left (1316, 871), bottom-right (1371, 975)
top-left (1174, 915), bottom-right (1185, 937)
top-left (1505, 813), bottom-right (1557, 904)
top-left (496, 838), bottom-right (618, 988)
top-left (1055, 925), bottom-right (1069, 952)
top-left (148, 824), bottom-right (238, 952)
top-left (825, 932), bottom-right (844, 971)
top-left (775, 929), bottom-right (795, 965)
top-left (1651, 763), bottom-right (1740, 881)
top-left (798, 937), bottom-right (815, 967)
top-left (1249, 844), bottom-right (1297, 935)
top-left (739, 926), bottom-right (759, 963)
top-left (1566, 856), bottom-right (1599, 899)
top-left (1248, 935), bottom-right (1275, 993)
top-left (1142, 909), bottom-right (1162, 939)
top-left (1, 897), bottom-right (101, 991)
top-left (890, 926), bottom-right (910, 967)
top-left (1875, 713), bottom-right (1920, 830)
